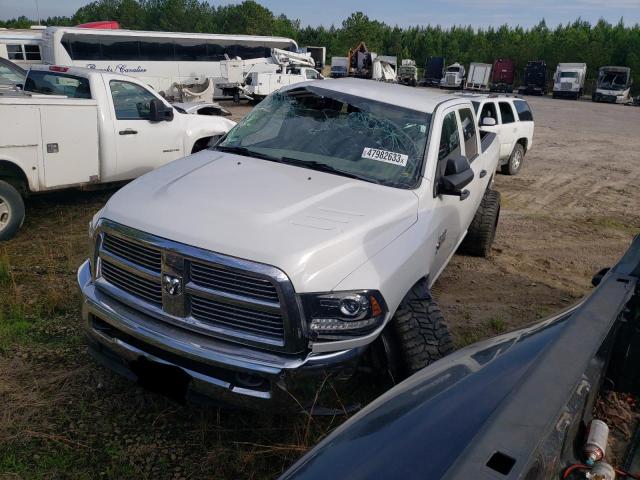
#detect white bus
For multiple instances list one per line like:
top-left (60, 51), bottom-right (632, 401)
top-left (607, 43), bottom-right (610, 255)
top-left (0, 27), bottom-right (45, 67)
top-left (42, 26), bottom-right (299, 97)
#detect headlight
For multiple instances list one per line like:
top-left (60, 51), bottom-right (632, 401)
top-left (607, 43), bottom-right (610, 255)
top-left (300, 290), bottom-right (387, 340)
top-left (88, 209), bottom-right (103, 279)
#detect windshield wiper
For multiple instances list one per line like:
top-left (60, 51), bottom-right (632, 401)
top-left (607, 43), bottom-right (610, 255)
top-left (279, 157), bottom-right (384, 184)
top-left (215, 145), bottom-right (283, 163)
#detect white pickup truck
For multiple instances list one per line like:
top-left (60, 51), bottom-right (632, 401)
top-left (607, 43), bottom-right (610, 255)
top-left (0, 65), bottom-right (235, 240)
top-left (78, 79), bottom-right (501, 408)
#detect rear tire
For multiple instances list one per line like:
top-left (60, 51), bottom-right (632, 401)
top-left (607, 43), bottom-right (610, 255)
top-left (392, 282), bottom-right (453, 376)
top-left (0, 180), bottom-right (25, 241)
top-left (501, 143), bottom-right (525, 175)
top-left (459, 189), bottom-right (500, 257)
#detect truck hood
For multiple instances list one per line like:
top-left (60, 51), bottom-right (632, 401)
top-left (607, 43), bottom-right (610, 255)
top-left (100, 151), bottom-right (418, 292)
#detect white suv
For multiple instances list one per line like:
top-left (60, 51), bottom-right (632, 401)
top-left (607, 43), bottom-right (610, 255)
top-left (458, 94), bottom-right (535, 175)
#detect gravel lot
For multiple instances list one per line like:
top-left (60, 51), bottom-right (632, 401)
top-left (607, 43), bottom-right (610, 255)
top-left (0, 93), bottom-right (638, 478)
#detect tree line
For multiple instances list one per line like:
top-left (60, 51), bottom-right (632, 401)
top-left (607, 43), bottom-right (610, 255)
top-left (2, 0), bottom-right (639, 91)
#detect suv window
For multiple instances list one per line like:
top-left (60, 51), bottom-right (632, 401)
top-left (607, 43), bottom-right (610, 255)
top-left (110, 80), bottom-right (157, 120)
top-left (24, 70), bottom-right (91, 98)
top-left (499, 102), bottom-right (515, 124)
top-left (479, 102), bottom-right (498, 124)
top-left (459, 108), bottom-right (478, 159)
top-left (513, 100), bottom-right (533, 121)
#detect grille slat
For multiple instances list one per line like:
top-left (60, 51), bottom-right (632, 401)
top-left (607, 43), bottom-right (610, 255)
top-left (103, 234), bottom-right (162, 273)
top-left (191, 296), bottom-right (284, 338)
top-left (101, 260), bottom-right (162, 306)
top-left (191, 262), bottom-right (279, 302)
top-left (190, 297), bottom-right (283, 325)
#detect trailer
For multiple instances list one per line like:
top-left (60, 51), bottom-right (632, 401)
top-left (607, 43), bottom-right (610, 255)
top-left (301, 46), bottom-right (326, 70)
top-left (421, 56), bottom-right (445, 87)
top-left (466, 63), bottom-right (492, 91)
top-left (518, 60), bottom-right (547, 95)
top-left (490, 58), bottom-right (514, 93)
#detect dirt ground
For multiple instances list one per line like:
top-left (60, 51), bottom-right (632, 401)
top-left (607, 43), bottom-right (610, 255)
top-left (0, 95), bottom-right (639, 479)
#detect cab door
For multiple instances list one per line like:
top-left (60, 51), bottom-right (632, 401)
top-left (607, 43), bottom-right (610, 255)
top-left (108, 79), bottom-right (184, 181)
top-left (428, 106), bottom-right (484, 280)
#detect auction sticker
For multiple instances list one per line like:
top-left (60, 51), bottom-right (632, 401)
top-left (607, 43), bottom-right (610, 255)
top-left (361, 147), bottom-right (408, 167)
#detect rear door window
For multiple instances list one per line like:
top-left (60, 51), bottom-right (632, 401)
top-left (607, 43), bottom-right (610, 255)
top-left (479, 102), bottom-right (498, 124)
top-left (458, 108), bottom-right (478, 159)
top-left (513, 100), bottom-right (533, 121)
top-left (499, 102), bottom-right (515, 124)
top-left (24, 70), bottom-right (91, 98)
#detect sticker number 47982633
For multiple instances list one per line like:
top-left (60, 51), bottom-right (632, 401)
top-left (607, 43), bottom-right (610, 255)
top-left (361, 147), bottom-right (408, 167)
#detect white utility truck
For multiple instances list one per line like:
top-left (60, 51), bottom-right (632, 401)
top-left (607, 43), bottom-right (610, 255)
top-left (0, 65), bottom-right (235, 240)
top-left (552, 63), bottom-right (587, 100)
top-left (466, 63), bottom-right (492, 91)
top-left (441, 62), bottom-right (466, 89)
top-left (463, 93), bottom-right (535, 175)
top-left (79, 79), bottom-right (502, 409)
top-left (217, 48), bottom-right (322, 102)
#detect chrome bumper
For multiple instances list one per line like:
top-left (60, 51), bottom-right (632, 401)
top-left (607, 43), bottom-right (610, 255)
top-left (78, 260), bottom-right (366, 409)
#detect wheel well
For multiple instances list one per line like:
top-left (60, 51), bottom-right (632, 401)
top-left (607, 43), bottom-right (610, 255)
top-left (517, 138), bottom-right (528, 152)
top-left (191, 136), bottom-right (213, 154)
top-left (0, 160), bottom-right (29, 193)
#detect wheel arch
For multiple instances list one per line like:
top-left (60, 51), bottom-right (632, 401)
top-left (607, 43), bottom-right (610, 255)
top-left (516, 137), bottom-right (528, 152)
top-left (0, 160), bottom-right (30, 194)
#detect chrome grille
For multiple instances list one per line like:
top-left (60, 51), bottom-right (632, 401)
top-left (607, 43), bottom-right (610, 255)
top-left (102, 233), bottom-right (161, 273)
top-left (101, 259), bottom-right (162, 306)
top-left (561, 82), bottom-right (572, 91)
top-left (191, 296), bottom-right (284, 339)
top-left (191, 261), bottom-right (279, 303)
top-left (95, 224), bottom-right (296, 350)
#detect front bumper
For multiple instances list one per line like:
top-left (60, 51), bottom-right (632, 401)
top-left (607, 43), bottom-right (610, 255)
top-left (593, 93), bottom-right (626, 103)
top-left (78, 260), bottom-right (367, 410)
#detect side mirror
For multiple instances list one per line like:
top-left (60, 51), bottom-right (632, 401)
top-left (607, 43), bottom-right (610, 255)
top-left (591, 267), bottom-right (610, 287)
top-left (15, 83), bottom-right (23, 91)
top-left (149, 98), bottom-right (174, 122)
top-left (482, 117), bottom-right (497, 127)
top-left (440, 155), bottom-right (474, 199)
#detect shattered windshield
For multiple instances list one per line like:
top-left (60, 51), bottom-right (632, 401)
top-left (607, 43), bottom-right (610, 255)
top-left (218, 86), bottom-right (431, 188)
top-left (599, 72), bottom-right (629, 90)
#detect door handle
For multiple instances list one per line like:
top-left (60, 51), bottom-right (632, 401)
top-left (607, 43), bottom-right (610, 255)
top-left (119, 129), bottom-right (138, 135)
top-left (479, 169), bottom-right (487, 178)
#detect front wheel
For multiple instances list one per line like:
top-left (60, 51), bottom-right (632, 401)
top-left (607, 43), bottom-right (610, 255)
top-left (459, 189), bottom-right (501, 257)
top-left (0, 180), bottom-right (25, 241)
top-left (501, 143), bottom-right (525, 175)
top-left (392, 283), bottom-right (453, 376)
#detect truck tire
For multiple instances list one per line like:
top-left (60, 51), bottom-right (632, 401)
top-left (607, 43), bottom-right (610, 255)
top-left (0, 180), bottom-right (25, 241)
top-left (392, 283), bottom-right (453, 376)
top-left (501, 143), bottom-right (525, 175)
top-left (459, 189), bottom-right (500, 257)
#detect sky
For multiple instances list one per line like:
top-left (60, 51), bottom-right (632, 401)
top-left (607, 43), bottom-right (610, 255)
top-left (2, 0), bottom-right (640, 28)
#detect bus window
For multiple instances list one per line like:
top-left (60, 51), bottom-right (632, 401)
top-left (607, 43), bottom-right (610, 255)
top-left (101, 38), bottom-right (139, 60)
top-left (139, 40), bottom-right (174, 61)
top-left (174, 40), bottom-right (207, 61)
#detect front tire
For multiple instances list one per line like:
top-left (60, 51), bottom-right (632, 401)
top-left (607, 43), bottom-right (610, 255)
top-left (501, 143), bottom-right (525, 175)
top-left (392, 283), bottom-right (453, 376)
top-left (459, 189), bottom-right (501, 257)
top-left (0, 180), bottom-right (25, 241)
